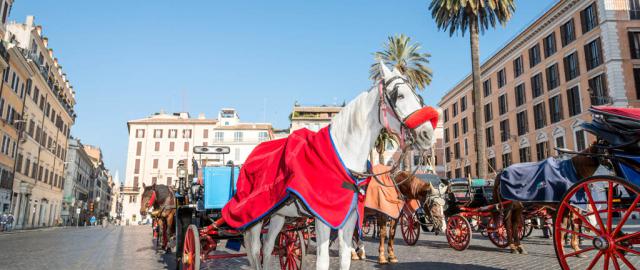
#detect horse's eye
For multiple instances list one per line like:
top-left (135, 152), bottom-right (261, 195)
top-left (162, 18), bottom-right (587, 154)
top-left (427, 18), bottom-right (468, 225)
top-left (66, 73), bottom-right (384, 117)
top-left (397, 94), bottom-right (405, 100)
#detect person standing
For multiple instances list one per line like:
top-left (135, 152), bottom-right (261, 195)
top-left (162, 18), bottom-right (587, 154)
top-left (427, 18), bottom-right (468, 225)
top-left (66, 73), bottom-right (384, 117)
top-left (6, 213), bottom-right (13, 231)
top-left (0, 213), bottom-right (6, 231)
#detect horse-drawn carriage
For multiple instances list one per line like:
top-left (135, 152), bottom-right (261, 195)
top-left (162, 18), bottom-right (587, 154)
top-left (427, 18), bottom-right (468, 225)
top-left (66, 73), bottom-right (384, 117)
top-left (174, 146), bottom-right (307, 270)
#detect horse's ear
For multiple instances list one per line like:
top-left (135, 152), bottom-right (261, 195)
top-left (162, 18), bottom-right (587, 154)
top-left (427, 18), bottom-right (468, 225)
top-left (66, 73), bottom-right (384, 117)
top-left (379, 60), bottom-right (392, 80)
top-left (152, 183), bottom-right (156, 190)
top-left (142, 182), bottom-right (146, 188)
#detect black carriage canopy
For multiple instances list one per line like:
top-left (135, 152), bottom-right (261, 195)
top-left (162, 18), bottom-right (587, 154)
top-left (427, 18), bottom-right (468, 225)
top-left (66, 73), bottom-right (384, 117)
top-left (582, 106), bottom-right (640, 149)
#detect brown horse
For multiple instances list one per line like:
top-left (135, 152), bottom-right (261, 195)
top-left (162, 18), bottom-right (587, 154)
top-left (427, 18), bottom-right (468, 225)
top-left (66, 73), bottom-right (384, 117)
top-left (494, 143), bottom-right (600, 255)
top-left (352, 171), bottom-right (447, 264)
top-left (140, 183), bottom-right (176, 252)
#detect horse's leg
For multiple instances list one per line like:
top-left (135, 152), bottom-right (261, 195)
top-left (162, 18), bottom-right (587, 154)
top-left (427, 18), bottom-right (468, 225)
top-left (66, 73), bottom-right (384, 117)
top-left (356, 230), bottom-right (365, 260)
top-left (262, 215), bottom-right (285, 270)
top-left (567, 211), bottom-right (586, 258)
top-left (505, 208), bottom-right (518, 254)
top-left (513, 205), bottom-right (527, 255)
top-left (377, 215), bottom-right (388, 264)
top-left (162, 218), bottom-right (168, 250)
top-left (165, 212), bottom-right (175, 252)
top-left (315, 220), bottom-right (331, 270)
top-left (338, 211), bottom-right (357, 270)
top-left (387, 218), bottom-right (398, 263)
top-left (351, 234), bottom-right (360, 260)
top-left (244, 221), bottom-right (264, 270)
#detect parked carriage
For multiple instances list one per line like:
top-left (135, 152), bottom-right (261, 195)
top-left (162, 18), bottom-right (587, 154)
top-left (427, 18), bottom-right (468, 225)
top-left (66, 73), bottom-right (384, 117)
top-left (174, 146), bottom-right (307, 270)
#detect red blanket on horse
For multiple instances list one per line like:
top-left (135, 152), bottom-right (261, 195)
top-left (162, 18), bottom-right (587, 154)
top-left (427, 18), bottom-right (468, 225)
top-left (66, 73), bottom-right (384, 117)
top-left (222, 126), bottom-right (370, 231)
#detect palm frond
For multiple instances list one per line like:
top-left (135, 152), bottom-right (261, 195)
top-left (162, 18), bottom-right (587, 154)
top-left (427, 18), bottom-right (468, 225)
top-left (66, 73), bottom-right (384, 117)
top-left (428, 0), bottom-right (516, 37)
top-left (370, 34), bottom-right (433, 91)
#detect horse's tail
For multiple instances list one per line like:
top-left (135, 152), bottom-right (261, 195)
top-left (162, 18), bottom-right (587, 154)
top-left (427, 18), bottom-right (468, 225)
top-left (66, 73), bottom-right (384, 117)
top-left (492, 171), bottom-right (502, 205)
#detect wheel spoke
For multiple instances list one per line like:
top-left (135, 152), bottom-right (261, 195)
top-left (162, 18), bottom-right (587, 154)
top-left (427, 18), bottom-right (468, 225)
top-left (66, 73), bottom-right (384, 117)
top-left (611, 252), bottom-right (621, 270)
top-left (586, 251), bottom-right (604, 270)
top-left (616, 245), bottom-right (640, 256)
top-left (616, 231), bottom-right (640, 243)
top-left (607, 181), bottom-right (613, 234)
top-left (604, 253), bottom-right (610, 270)
top-left (613, 249), bottom-right (637, 270)
top-left (558, 227), bottom-right (595, 240)
top-left (563, 246), bottom-right (595, 258)
top-left (562, 201), bottom-right (601, 234)
top-left (584, 185), bottom-right (606, 234)
top-left (611, 196), bottom-right (640, 237)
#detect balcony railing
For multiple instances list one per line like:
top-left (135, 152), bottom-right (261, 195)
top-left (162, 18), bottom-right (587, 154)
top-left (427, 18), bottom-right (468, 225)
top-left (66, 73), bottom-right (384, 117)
top-left (0, 41), bottom-right (8, 61)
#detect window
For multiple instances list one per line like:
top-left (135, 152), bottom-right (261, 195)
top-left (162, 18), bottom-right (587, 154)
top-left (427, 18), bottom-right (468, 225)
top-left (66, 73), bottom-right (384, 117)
top-left (169, 142), bottom-right (175, 152)
top-left (498, 94), bottom-right (508, 115)
top-left (585, 38), bottom-right (603, 70)
top-left (500, 119), bottom-right (510, 142)
top-left (168, 129), bottom-right (177, 138)
top-left (631, 0), bottom-right (640, 19)
top-left (16, 154), bottom-right (22, 173)
top-left (453, 123), bottom-right (459, 138)
top-left (444, 128), bottom-right (449, 143)
top-left (454, 142), bottom-right (460, 159)
top-left (464, 165), bottom-right (471, 178)
top-left (556, 136), bottom-right (565, 150)
top-left (483, 79), bottom-right (492, 97)
top-left (629, 32), bottom-right (640, 59)
top-left (0, 98), bottom-right (3, 119)
top-left (452, 102), bottom-right (458, 117)
top-left (134, 159), bottom-right (140, 174)
top-left (519, 147), bottom-right (531, 163)
top-left (549, 95), bottom-right (564, 123)
top-left (529, 44), bottom-right (541, 67)
top-left (560, 19), bottom-right (576, 46)
top-left (460, 96), bottom-right (467, 112)
top-left (634, 68), bottom-right (640, 99)
top-left (152, 177), bottom-right (157, 185)
top-left (567, 86), bottom-right (582, 117)
top-left (575, 130), bottom-right (587, 151)
top-left (259, 132), bottom-right (269, 141)
top-left (1, 135), bottom-right (9, 155)
top-left (516, 111), bottom-right (528, 136)
top-left (135, 129), bottom-right (145, 138)
top-left (455, 168), bottom-right (461, 178)
top-left (588, 74), bottom-right (609, 105)
top-left (234, 132), bottom-right (243, 142)
top-left (133, 177), bottom-right (139, 188)
top-left (464, 139), bottom-right (469, 156)
top-left (484, 103), bottom-right (493, 122)
top-left (513, 56), bottom-right (524, 78)
top-left (136, 142), bottom-right (142, 156)
top-left (546, 64), bottom-right (560, 91)
top-left (154, 142), bottom-right (160, 151)
top-left (563, 52), bottom-right (580, 81)
top-left (153, 159), bottom-right (158, 169)
top-left (544, 33), bottom-right (557, 57)
top-left (153, 129), bottom-right (163, 138)
top-left (486, 126), bottom-right (495, 147)
top-left (184, 142), bottom-right (189, 152)
top-left (445, 147), bottom-right (451, 162)
top-left (497, 68), bottom-right (507, 88)
top-left (168, 159), bottom-right (173, 169)
top-left (443, 109), bottom-right (449, 123)
top-left (502, 153), bottom-right (512, 168)
top-left (488, 158), bottom-right (496, 173)
top-left (462, 117), bottom-right (468, 134)
top-left (183, 129), bottom-right (192, 138)
top-left (536, 142), bottom-right (549, 161)
top-left (515, 84), bottom-right (526, 107)
top-left (203, 129), bottom-right (209, 139)
top-left (214, 131), bottom-right (224, 142)
top-left (580, 3), bottom-right (598, 34)
top-left (531, 73), bottom-right (544, 98)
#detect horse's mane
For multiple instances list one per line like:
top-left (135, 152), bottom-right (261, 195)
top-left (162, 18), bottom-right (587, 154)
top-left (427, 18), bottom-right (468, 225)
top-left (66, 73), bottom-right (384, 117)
top-left (395, 171), bottom-right (433, 199)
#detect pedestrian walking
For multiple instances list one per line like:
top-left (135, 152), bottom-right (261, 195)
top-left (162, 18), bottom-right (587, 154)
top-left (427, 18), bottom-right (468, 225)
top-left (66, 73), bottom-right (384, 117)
top-left (0, 213), bottom-right (6, 232)
top-left (6, 213), bottom-right (13, 231)
top-left (90, 216), bottom-right (96, 226)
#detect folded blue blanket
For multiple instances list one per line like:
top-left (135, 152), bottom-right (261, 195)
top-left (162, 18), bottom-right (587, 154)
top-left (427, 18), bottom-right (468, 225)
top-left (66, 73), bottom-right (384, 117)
top-left (499, 158), bottom-right (584, 202)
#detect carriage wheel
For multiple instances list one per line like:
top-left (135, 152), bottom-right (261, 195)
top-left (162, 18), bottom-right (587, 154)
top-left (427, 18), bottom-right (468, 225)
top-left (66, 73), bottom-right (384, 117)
top-left (553, 176), bottom-right (640, 270)
top-left (523, 220), bottom-right (534, 238)
top-left (446, 214), bottom-right (471, 251)
top-left (278, 230), bottom-right (305, 270)
top-left (400, 207), bottom-right (421, 246)
top-left (488, 215), bottom-right (509, 248)
top-left (181, 225), bottom-right (200, 270)
top-left (362, 219), bottom-right (371, 235)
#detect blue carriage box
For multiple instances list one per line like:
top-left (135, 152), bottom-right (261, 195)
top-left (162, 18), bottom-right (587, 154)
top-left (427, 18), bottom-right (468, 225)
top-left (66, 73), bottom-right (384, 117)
top-left (202, 166), bottom-right (239, 210)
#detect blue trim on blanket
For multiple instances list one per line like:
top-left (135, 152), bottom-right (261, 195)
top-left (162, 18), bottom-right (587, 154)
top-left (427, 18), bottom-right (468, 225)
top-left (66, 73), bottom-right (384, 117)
top-left (236, 193), bottom-right (292, 231)
top-left (327, 125), bottom-right (368, 183)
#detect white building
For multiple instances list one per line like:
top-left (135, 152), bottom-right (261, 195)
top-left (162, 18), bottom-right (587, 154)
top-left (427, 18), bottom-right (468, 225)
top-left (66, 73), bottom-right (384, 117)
top-left (121, 109), bottom-right (273, 225)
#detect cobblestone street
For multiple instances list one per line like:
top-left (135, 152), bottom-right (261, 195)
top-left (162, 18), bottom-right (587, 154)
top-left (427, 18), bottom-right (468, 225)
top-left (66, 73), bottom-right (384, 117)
top-left (0, 225), bottom-right (577, 270)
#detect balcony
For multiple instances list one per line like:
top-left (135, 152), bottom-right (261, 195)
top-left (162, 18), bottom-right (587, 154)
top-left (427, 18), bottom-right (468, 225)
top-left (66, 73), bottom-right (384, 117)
top-left (0, 41), bottom-right (8, 62)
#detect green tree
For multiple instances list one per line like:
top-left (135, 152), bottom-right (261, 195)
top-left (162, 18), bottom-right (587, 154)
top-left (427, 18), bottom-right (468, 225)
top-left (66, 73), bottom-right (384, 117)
top-left (370, 34), bottom-right (433, 165)
top-left (429, 0), bottom-right (515, 178)
top-left (370, 34), bottom-right (433, 90)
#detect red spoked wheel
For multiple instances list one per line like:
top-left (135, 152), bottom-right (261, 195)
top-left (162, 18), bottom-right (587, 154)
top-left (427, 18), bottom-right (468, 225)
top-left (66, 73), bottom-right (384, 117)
top-left (362, 218), bottom-right (372, 235)
top-left (400, 207), bottom-right (421, 246)
top-left (446, 214), bottom-right (472, 251)
top-left (181, 224), bottom-right (200, 270)
top-left (554, 176), bottom-right (640, 270)
top-left (488, 215), bottom-right (509, 248)
top-left (277, 230), bottom-right (305, 270)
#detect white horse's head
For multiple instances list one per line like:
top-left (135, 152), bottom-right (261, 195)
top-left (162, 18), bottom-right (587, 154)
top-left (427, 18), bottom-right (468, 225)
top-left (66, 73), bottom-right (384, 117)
top-left (378, 61), bottom-right (438, 151)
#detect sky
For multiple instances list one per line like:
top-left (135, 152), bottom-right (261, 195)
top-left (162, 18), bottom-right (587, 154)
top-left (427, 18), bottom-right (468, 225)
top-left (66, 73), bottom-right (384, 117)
top-left (9, 0), bottom-right (556, 183)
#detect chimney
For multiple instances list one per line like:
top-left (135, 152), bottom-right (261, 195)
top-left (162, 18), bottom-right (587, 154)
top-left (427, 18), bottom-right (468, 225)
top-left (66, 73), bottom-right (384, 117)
top-left (26, 15), bottom-right (35, 27)
top-left (43, 37), bottom-right (48, 47)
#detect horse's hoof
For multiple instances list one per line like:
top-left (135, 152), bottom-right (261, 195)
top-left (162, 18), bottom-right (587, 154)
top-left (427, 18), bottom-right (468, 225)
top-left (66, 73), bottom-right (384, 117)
top-left (510, 248), bottom-right (520, 254)
top-left (378, 257), bottom-right (388, 264)
top-left (388, 257), bottom-right (399, 263)
top-left (358, 250), bottom-right (366, 260)
top-left (576, 253), bottom-right (587, 258)
top-left (517, 246), bottom-right (528, 255)
top-left (351, 252), bottom-right (360, 261)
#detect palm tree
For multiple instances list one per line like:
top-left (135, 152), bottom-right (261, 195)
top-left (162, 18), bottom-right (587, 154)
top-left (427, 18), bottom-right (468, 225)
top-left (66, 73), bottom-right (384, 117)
top-left (429, 0), bottom-right (515, 179)
top-left (370, 34), bottom-right (433, 90)
top-left (370, 34), bottom-right (433, 165)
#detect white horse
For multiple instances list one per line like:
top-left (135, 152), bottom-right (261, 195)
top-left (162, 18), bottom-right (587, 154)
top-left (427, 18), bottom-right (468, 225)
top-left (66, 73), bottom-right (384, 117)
top-left (244, 62), bottom-right (438, 270)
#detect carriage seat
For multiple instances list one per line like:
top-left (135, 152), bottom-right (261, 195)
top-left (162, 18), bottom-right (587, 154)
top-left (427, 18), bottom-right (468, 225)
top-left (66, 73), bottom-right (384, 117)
top-left (583, 107), bottom-right (640, 150)
top-left (448, 178), bottom-right (493, 207)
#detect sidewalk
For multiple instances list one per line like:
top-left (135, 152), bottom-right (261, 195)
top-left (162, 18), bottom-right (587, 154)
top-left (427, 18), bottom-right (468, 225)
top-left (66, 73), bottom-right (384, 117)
top-left (0, 225), bottom-right (68, 236)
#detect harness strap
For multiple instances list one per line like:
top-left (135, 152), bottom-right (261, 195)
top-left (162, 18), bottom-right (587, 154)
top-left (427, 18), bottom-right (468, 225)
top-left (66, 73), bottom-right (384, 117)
top-left (148, 191), bottom-right (157, 207)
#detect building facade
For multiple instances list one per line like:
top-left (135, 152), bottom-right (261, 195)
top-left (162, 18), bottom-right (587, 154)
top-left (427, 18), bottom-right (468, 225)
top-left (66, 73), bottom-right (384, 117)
top-left (121, 109), bottom-right (273, 225)
top-left (4, 16), bottom-right (76, 229)
top-left (61, 138), bottom-right (92, 225)
top-left (289, 105), bottom-right (342, 133)
top-left (0, 0), bottom-right (16, 214)
top-left (84, 144), bottom-right (112, 220)
top-left (438, 0), bottom-right (640, 179)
